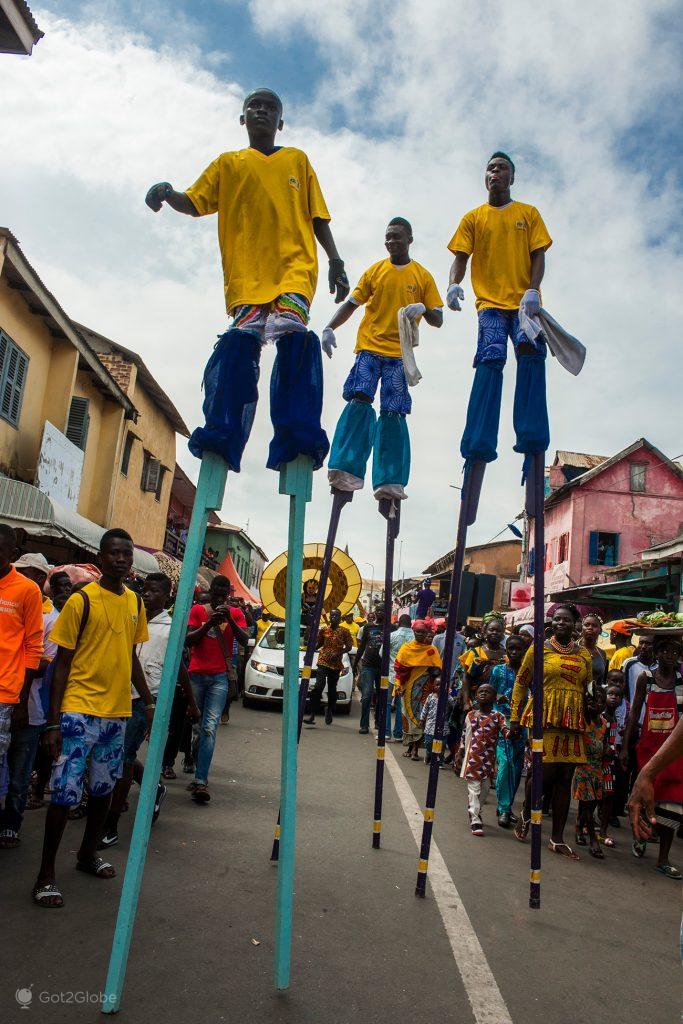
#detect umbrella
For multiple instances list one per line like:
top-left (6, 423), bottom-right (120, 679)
top-left (260, 543), bottom-right (362, 619)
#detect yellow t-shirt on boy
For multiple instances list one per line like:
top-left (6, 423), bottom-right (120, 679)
top-left (351, 259), bottom-right (443, 358)
top-left (50, 582), bottom-right (148, 718)
top-left (448, 201), bottom-right (552, 311)
top-left (185, 147), bottom-right (330, 311)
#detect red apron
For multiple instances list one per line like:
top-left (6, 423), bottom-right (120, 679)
top-left (637, 688), bottom-right (683, 804)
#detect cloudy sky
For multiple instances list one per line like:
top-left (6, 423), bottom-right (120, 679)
top-left (3, 1), bottom-right (682, 580)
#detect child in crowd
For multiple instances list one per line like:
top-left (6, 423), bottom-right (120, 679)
top-left (459, 682), bottom-right (508, 836)
top-left (420, 677), bottom-right (440, 764)
top-left (572, 687), bottom-right (608, 858)
top-left (598, 681), bottom-right (623, 846)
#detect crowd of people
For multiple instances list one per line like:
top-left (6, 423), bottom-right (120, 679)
top-left (1, 521), bottom-right (680, 911)
top-left (355, 598), bottom-right (682, 876)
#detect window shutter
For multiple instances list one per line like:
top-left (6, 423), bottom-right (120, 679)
top-left (142, 456), bottom-right (162, 492)
top-left (65, 396), bottom-right (90, 450)
top-left (0, 338), bottom-right (29, 427)
top-left (588, 531), bottom-right (599, 565)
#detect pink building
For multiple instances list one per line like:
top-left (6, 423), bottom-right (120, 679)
top-left (531, 440), bottom-right (683, 597)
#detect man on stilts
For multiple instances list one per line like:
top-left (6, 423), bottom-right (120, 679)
top-left (414, 151), bottom-right (553, 902)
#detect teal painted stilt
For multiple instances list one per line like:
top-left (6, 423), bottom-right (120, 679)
top-left (102, 452), bottom-right (228, 1014)
top-left (274, 455), bottom-right (313, 991)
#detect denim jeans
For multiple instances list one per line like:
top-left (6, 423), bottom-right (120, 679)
top-left (359, 665), bottom-right (380, 730)
top-left (385, 690), bottom-right (403, 739)
top-left (0, 723), bottom-right (40, 833)
top-left (190, 672), bottom-right (228, 784)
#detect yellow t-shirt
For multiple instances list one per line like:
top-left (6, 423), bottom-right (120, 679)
top-left (50, 582), bottom-right (148, 718)
top-left (185, 147), bottom-right (331, 311)
top-left (448, 201), bottom-right (552, 311)
top-left (352, 259), bottom-right (443, 358)
top-left (608, 645), bottom-right (634, 672)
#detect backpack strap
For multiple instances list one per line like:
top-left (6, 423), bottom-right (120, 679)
top-left (75, 589), bottom-right (90, 647)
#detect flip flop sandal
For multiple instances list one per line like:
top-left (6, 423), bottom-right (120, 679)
top-left (655, 863), bottom-right (682, 879)
top-left (411, 752), bottom-right (420, 761)
top-left (76, 857), bottom-right (116, 879)
top-left (33, 882), bottom-right (64, 908)
top-left (162, 766), bottom-right (177, 780)
top-left (514, 816), bottom-right (530, 842)
top-left (589, 846), bottom-right (605, 859)
top-left (601, 835), bottom-right (615, 848)
top-left (402, 751), bottom-right (412, 758)
top-left (0, 829), bottom-right (20, 849)
top-left (547, 840), bottom-right (580, 861)
top-left (26, 794), bottom-right (45, 810)
top-left (575, 831), bottom-right (587, 847)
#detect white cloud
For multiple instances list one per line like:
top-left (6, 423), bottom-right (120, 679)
top-left (2, 4), bottom-right (681, 580)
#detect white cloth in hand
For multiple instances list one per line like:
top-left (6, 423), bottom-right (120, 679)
top-left (447, 284), bottom-right (464, 311)
top-left (321, 327), bottom-right (337, 359)
top-left (403, 302), bottom-right (426, 323)
top-left (520, 288), bottom-right (541, 316)
top-left (398, 307), bottom-right (422, 387)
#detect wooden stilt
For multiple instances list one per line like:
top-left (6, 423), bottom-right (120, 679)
top-left (528, 451), bottom-right (546, 910)
top-left (372, 497), bottom-right (400, 849)
top-left (415, 461), bottom-right (485, 898)
top-left (271, 488), bottom-right (352, 861)
top-left (102, 452), bottom-right (228, 1014)
top-left (273, 456), bottom-right (313, 990)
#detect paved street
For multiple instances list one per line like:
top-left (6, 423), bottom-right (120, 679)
top-left (1, 699), bottom-right (679, 1024)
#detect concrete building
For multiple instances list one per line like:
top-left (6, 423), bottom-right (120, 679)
top-left (0, 0), bottom-right (42, 55)
top-left (537, 441), bottom-right (683, 596)
top-left (0, 229), bottom-right (187, 564)
top-left (423, 538), bottom-right (522, 613)
top-left (204, 522), bottom-right (267, 591)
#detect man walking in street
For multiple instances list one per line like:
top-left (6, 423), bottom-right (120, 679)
top-left (186, 575), bottom-right (248, 803)
top-left (100, 572), bottom-right (199, 848)
top-left (32, 529), bottom-right (154, 908)
top-left (354, 609), bottom-right (384, 734)
top-left (0, 529), bottom-right (44, 828)
top-left (304, 608), bottom-right (353, 726)
top-left (0, 552), bottom-right (56, 849)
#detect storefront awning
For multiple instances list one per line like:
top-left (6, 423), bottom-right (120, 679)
top-left (0, 477), bottom-right (159, 575)
top-left (548, 567), bottom-right (673, 607)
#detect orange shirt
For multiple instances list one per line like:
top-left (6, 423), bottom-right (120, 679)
top-left (0, 566), bottom-right (44, 703)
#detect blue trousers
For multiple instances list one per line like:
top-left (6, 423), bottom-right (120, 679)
top-left (189, 328), bottom-right (329, 472)
top-left (461, 309), bottom-right (549, 463)
top-left (385, 691), bottom-right (403, 739)
top-left (190, 672), bottom-right (228, 784)
top-left (0, 724), bottom-right (40, 834)
top-left (359, 665), bottom-right (380, 730)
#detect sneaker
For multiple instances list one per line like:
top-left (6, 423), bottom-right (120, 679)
top-left (498, 812), bottom-right (511, 828)
top-left (186, 780), bottom-right (199, 792)
top-left (359, 727), bottom-right (369, 735)
top-left (471, 823), bottom-right (484, 837)
top-left (193, 784), bottom-right (211, 804)
top-left (152, 783), bottom-right (167, 825)
top-left (508, 812), bottom-right (519, 825)
top-left (325, 709), bottom-right (333, 725)
top-left (99, 830), bottom-right (119, 849)
top-left (182, 759), bottom-right (195, 774)
top-left (303, 715), bottom-right (316, 726)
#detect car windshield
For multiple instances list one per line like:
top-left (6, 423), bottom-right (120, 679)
top-left (261, 624), bottom-right (308, 651)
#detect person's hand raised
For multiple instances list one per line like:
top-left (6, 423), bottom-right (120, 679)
top-left (145, 182), bottom-right (172, 212)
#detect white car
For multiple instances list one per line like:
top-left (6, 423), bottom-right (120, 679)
top-left (243, 623), bottom-right (354, 714)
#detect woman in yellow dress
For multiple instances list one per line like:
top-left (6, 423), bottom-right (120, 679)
top-left (509, 604), bottom-right (592, 860)
top-left (459, 613), bottom-right (507, 709)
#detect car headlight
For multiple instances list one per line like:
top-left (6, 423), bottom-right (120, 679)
top-left (254, 662), bottom-right (278, 675)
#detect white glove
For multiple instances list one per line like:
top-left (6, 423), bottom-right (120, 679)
top-left (321, 326), bottom-right (337, 359)
top-left (520, 288), bottom-right (541, 316)
top-left (447, 284), bottom-right (464, 311)
top-left (404, 302), bottom-right (426, 323)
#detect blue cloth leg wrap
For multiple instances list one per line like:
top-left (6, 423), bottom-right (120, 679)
top-left (372, 412), bottom-right (410, 491)
top-left (512, 354), bottom-right (549, 455)
top-left (188, 328), bottom-right (261, 472)
top-left (329, 399), bottom-right (376, 481)
top-left (267, 330), bottom-right (330, 472)
top-left (460, 359), bottom-right (504, 463)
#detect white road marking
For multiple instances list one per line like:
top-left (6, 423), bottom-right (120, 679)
top-left (383, 745), bottom-right (514, 1024)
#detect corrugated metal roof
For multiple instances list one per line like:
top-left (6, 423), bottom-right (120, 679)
top-left (554, 451), bottom-right (607, 470)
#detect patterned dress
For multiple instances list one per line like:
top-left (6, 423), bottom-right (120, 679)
top-left (460, 709), bottom-right (508, 781)
top-left (510, 642), bottom-right (592, 764)
top-left (572, 717), bottom-right (607, 802)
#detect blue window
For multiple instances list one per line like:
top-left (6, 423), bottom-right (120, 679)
top-left (0, 330), bottom-right (29, 428)
top-left (589, 530), bottom-right (620, 567)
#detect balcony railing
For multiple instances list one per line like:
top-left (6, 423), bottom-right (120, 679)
top-left (163, 528), bottom-right (218, 570)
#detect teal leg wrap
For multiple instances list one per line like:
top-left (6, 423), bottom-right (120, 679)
top-left (372, 412), bottom-right (410, 498)
top-left (328, 399), bottom-right (377, 488)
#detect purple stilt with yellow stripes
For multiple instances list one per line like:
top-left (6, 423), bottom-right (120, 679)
top-left (527, 451), bottom-right (546, 908)
top-left (415, 460), bottom-right (485, 897)
top-left (371, 497), bottom-right (401, 848)
top-left (271, 487), bottom-right (353, 861)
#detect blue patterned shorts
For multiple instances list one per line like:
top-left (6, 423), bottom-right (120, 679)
top-left (474, 309), bottom-right (546, 367)
top-left (50, 712), bottom-right (125, 806)
top-left (342, 351), bottom-right (411, 414)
